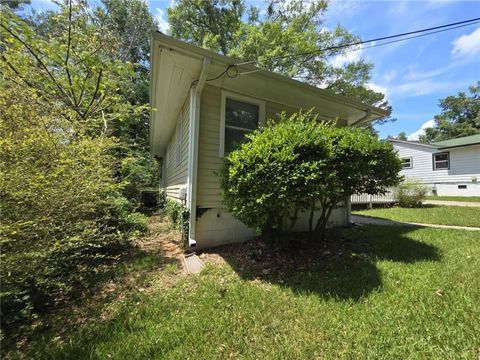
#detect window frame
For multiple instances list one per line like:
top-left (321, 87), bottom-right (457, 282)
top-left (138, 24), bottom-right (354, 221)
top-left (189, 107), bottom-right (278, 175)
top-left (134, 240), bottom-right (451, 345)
top-left (219, 90), bottom-right (265, 157)
top-left (401, 157), bottom-right (413, 169)
top-left (432, 152), bottom-right (450, 170)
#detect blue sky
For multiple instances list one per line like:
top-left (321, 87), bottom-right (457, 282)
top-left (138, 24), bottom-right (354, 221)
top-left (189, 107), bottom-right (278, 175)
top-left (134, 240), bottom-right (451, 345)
top-left (27, 0), bottom-right (480, 139)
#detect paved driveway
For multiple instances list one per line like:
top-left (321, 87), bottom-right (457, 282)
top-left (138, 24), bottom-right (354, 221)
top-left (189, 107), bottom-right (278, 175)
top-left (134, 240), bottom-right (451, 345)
top-left (423, 200), bottom-right (480, 207)
top-left (351, 215), bottom-right (480, 231)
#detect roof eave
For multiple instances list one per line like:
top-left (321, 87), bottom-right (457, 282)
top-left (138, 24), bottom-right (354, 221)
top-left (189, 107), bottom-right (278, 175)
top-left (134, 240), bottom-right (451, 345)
top-left (151, 31), bottom-right (388, 123)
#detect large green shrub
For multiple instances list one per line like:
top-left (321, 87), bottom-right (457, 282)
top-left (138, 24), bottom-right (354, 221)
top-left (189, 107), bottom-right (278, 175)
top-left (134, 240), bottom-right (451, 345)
top-left (220, 112), bottom-right (402, 240)
top-left (0, 84), bottom-right (147, 330)
top-left (0, 7), bottom-right (149, 333)
top-left (395, 179), bottom-right (428, 207)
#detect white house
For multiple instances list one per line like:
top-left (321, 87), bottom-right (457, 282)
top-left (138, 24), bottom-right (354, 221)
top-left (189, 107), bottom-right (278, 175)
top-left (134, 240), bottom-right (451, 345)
top-left (389, 135), bottom-right (480, 196)
top-left (149, 32), bottom-right (387, 249)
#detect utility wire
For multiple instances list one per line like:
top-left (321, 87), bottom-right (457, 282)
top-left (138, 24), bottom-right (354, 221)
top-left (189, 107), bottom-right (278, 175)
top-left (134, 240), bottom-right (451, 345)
top-left (204, 17), bottom-right (480, 82)
top-left (235, 17), bottom-right (480, 66)
top-left (331, 20), bottom-right (480, 54)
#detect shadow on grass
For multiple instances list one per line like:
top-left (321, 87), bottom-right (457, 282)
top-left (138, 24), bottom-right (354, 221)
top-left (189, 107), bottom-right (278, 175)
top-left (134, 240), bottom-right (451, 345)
top-left (205, 225), bottom-right (440, 301)
top-left (2, 244), bottom-right (178, 358)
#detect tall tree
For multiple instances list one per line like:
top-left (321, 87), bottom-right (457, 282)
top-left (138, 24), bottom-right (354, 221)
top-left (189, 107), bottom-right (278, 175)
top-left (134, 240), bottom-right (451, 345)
top-left (397, 131), bottom-right (407, 141)
top-left (420, 82), bottom-right (480, 142)
top-left (168, 0), bottom-right (391, 125)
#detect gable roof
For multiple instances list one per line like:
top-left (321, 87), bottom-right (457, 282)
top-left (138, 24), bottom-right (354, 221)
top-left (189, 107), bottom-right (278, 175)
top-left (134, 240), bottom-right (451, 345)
top-left (150, 32), bottom-right (389, 156)
top-left (434, 134), bottom-right (480, 149)
top-left (388, 139), bottom-right (437, 148)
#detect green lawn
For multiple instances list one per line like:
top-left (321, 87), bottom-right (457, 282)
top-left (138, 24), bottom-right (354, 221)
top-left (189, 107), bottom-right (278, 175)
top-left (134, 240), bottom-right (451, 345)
top-left (6, 226), bottom-right (480, 359)
top-left (354, 205), bottom-right (480, 227)
top-left (425, 196), bottom-right (480, 203)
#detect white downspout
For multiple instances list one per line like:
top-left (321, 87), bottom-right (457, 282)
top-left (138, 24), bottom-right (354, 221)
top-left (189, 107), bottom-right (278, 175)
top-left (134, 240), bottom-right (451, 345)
top-left (187, 58), bottom-right (211, 247)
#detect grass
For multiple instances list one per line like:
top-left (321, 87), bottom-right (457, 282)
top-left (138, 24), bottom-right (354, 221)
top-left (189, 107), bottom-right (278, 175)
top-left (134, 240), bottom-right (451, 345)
top-left (425, 196), bottom-right (480, 203)
top-left (354, 205), bottom-right (480, 227)
top-left (5, 225), bottom-right (480, 359)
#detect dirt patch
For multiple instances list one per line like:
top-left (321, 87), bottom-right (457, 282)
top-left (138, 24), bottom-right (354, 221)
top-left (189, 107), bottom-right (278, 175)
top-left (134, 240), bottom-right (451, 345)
top-left (198, 230), bottom-right (368, 277)
top-left (138, 213), bottom-right (184, 259)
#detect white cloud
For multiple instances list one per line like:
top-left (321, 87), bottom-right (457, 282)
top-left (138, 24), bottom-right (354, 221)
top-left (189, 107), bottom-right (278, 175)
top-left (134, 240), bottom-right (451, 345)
top-left (382, 70), bottom-right (396, 83)
top-left (391, 79), bottom-right (469, 98)
top-left (407, 119), bottom-right (435, 140)
top-left (330, 46), bottom-right (363, 67)
top-left (452, 27), bottom-right (480, 58)
top-left (426, 0), bottom-right (456, 7)
top-left (155, 8), bottom-right (170, 34)
top-left (367, 82), bottom-right (389, 99)
top-left (327, 0), bottom-right (366, 19)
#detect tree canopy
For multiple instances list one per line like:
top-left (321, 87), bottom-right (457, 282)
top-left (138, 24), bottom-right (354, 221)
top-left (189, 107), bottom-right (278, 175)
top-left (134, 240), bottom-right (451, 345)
top-left (168, 0), bottom-right (391, 125)
top-left (420, 82), bottom-right (480, 142)
top-left (0, 2), bottom-right (155, 330)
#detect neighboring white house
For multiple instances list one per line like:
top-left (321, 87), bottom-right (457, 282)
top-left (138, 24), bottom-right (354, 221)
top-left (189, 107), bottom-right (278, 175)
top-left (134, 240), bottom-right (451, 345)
top-left (149, 32), bottom-right (388, 249)
top-left (389, 135), bottom-right (480, 196)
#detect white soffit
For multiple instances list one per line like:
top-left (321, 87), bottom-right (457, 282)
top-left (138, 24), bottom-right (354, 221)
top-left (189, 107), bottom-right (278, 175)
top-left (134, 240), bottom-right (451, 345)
top-left (151, 45), bottom-right (203, 156)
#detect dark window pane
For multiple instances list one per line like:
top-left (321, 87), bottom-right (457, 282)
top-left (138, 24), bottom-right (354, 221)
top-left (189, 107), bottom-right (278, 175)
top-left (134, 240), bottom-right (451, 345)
top-left (435, 160), bottom-right (449, 169)
top-left (225, 128), bottom-right (249, 154)
top-left (402, 158), bottom-right (411, 168)
top-left (226, 98), bottom-right (259, 130)
top-left (435, 153), bottom-right (448, 161)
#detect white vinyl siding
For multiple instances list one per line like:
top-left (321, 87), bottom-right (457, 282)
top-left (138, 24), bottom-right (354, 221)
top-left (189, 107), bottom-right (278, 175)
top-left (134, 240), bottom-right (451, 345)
top-left (175, 112), bottom-right (183, 166)
top-left (196, 84), bottom-right (349, 208)
top-left (163, 96), bottom-right (190, 199)
top-left (393, 142), bottom-right (480, 185)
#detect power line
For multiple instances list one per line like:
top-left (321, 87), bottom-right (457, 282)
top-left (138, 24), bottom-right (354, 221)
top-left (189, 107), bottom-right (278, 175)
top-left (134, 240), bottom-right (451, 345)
top-left (234, 17), bottom-right (480, 67)
top-left (334, 20), bottom-right (480, 54)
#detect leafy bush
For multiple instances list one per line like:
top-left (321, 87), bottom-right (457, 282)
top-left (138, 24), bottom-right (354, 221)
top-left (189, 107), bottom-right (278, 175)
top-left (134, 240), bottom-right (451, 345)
top-left (220, 112), bottom-right (402, 240)
top-left (0, 85), bottom-right (148, 331)
top-left (0, 6), bottom-right (150, 333)
top-left (165, 198), bottom-right (189, 248)
top-left (119, 150), bottom-right (160, 203)
top-left (395, 179), bottom-right (428, 207)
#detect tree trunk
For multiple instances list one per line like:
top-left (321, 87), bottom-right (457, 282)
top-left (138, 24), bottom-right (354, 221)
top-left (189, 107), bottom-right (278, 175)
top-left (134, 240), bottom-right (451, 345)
top-left (308, 199), bottom-right (315, 241)
top-left (313, 199), bottom-right (335, 243)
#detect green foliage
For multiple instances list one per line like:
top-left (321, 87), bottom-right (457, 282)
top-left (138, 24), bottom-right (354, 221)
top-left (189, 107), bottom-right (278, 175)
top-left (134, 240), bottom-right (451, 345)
top-left (420, 82), bottom-right (480, 142)
top-left (119, 150), bottom-right (159, 202)
top-left (220, 112), bottom-right (402, 240)
top-left (397, 131), bottom-right (408, 141)
top-left (168, 0), bottom-right (392, 126)
top-left (0, 6), bottom-right (149, 332)
top-left (165, 198), bottom-right (189, 248)
top-left (395, 179), bottom-right (428, 208)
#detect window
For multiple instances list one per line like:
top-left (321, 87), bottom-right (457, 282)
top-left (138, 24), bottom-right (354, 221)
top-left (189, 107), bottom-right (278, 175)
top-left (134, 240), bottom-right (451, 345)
top-left (401, 157), bottom-right (412, 169)
top-left (458, 185), bottom-right (467, 189)
top-left (433, 152), bottom-right (449, 170)
top-left (175, 112), bottom-right (182, 166)
top-left (220, 91), bottom-right (265, 156)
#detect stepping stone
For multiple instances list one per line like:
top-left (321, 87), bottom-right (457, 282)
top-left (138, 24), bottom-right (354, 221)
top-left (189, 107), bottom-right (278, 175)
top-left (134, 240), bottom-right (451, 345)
top-left (182, 253), bottom-right (205, 274)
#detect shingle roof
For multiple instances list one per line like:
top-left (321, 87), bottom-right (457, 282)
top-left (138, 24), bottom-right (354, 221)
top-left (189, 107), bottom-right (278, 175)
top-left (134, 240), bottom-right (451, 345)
top-left (433, 134), bottom-right (480, 149)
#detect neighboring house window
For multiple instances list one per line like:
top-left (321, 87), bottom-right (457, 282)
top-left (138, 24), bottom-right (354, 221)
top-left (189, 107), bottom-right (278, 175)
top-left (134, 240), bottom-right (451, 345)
top-left (433, 152), bottom-right (449, 170)
top-left (220, 91), bottom-right (265, 156)
top-left (401, 157), bottom-right (412, 169)
top-left (176, 113), bottom-right (182, 166)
